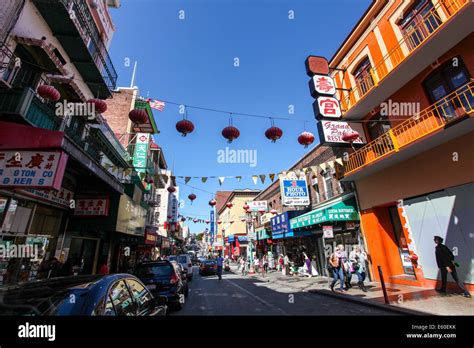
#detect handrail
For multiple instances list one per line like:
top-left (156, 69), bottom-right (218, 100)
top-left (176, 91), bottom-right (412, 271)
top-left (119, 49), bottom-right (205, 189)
top-left (344, 80), bottom-right (474, 175)
top-left (341, 0), bottom-right (470, 112)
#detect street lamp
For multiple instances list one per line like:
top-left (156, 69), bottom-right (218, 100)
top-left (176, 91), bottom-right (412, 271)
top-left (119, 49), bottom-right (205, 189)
top-left (246, 210), bottom-right (255, 274)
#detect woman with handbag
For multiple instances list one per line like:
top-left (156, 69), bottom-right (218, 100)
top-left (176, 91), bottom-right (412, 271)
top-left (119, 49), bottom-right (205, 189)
top-left (329, 245), bottom-right (346, 292)
top-left (349, 245), bottom-right (368, 292)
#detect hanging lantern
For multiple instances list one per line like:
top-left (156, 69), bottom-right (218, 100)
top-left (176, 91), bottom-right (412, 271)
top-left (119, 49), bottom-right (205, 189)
top-left (252, 216), bottom-right (257, 221)
top-left (87, 98), bottom-right (107, 114)
top-left (243, 204), bottom-right (249, 211)
top-left (229, 220), bottom-right (235, 224)
top-left (37, 85), bottom-right (61, 102)
top-left (342, 130), bottom-right (360, 143)
top-left (209, 199), bottom-right (217, 207)
top-left (265, 126), bottom-right (283, 143)
top-left (226, 202), bottom-right (233, 208)
top-left (129, 109), bottom-right (147, 124)
top-left (145, 175), bottom-right (154, 184)
top-left (188, 193), bottom-right (197, 204)
top-left (217, 220), bottom-right (222, 224)
top-left (193, 218), bottom-right (198, 223)
top-left (176, 119), bottom-right (195, 137)
top-left (205, 219), bottom-right (210, 224)
top-left (298, 131), bottom-right (315, 148)
top-left (167, 186), bottom-right (176, 193)
top-left (167, 215), bottom-right (172, 219)
top-left (181, 217), bottom-right (186, 222)
top-left (222, 126), bottom-right (240, 143)
top-left (270, 209), bottom-right (277, 215)
top-left (240, 217), bottom-right (246, 222)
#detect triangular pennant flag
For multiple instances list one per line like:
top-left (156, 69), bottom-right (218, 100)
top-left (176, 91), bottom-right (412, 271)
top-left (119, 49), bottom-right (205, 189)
top-left (252, 175), bottom-right (258, 185)
top-left (201, 177), bottom-right (208, 183)
top-left (259, 174), bottom-right (266, 184)
top-left (218, 177), bottom-right (225, 185)
top-left (335, 158), bottom-right (344, 166)
top-left (185, 177), bottom-right (191, 184)
top-left (311, 166), bottom-right (319, 174)
top-left (320, 163), bottom-right (327, 171)
top-left (162, 175), bottom-right (169, 184)
top-left (327, 161), bottom-right (335, 168)
top-left (236, 176), bottom-right (242, 182)
top-left (269, 173), bottom-right (275, 182)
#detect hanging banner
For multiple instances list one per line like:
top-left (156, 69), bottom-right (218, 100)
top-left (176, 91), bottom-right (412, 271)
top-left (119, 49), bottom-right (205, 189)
top-left (133, 133), bottom-right (150, 182)
top-left (317, 120), bottom-right (368, 145)
top-left (279, 177), bottom-right (310, 207)
top-left (0, 150), bottom-right (68, 190)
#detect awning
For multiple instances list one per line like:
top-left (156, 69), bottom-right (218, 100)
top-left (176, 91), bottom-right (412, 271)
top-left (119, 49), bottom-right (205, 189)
top-left (290, 193), bottom-right (359, 230)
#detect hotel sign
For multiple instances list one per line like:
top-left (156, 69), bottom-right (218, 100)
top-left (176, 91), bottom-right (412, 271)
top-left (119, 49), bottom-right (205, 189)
top-left (0, 150), bottom-right (68, 190)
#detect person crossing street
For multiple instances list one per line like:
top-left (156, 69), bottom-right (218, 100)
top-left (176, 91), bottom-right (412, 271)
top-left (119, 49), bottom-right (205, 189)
top-left (216, 252), bottom-right (224, 280)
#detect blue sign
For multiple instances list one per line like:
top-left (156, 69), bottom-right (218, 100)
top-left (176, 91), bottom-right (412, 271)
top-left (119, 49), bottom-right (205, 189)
top-left (210, 210), bottom-right (215, 244)
top-left (271, 211), bottom-right (310, 239)
top-left (227, 235), bottom-right (235, 243)
top-left (281, 179), bottom-right (310, 206)
top-left (237, 236), bottom-right (248, 242)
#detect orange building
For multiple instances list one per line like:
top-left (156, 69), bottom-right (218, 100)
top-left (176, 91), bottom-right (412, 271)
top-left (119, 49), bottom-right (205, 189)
top-left (325, 0), bottom-right (473, 291)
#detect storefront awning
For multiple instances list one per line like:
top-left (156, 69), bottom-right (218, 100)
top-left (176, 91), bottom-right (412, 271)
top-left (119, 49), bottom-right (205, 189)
top-left (290, 193), bottom-right (359, 230)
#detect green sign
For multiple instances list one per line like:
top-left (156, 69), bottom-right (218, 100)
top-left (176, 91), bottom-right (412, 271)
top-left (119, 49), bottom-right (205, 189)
top-left (133, 133), bottom-right (150, 180)
top-left (256, 228), bottom-right (270, 240)
top-left (290, 197), bottom-right (359, 229)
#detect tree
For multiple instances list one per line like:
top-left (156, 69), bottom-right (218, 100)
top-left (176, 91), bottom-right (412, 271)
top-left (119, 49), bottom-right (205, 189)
top-left (195, 232), bottom-right (204, 242)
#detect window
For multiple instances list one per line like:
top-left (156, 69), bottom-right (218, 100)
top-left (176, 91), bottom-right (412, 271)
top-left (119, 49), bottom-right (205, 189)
top-left (322, 171), bottom-right (335, 200)
top-left (108, 280), bottom-right (136, 316)
top-left (423, 57), bottom-right (472, 120)
top-left (353, 57), bottom-right (374, 96)
top-left (311, 175), bottom-right (320, 204)
top-left (367, 113), bottom-right (391, 141)
top-left (399, 0), bottom-right (442, 51)
top-left (125, 279), bottom-right (155, 316)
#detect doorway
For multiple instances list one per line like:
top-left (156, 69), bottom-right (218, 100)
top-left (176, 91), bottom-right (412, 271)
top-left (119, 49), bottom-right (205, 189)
top-left (68, 237), bottom-right (100, 275)
top-left (387, 206), bottom-right (415, 277)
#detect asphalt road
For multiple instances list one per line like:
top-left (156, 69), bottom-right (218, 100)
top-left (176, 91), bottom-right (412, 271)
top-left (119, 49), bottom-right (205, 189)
top-left (173, 266), bottom-right (396, 316)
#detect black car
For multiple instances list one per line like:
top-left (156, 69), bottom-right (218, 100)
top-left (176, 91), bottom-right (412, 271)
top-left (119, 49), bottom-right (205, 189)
top-left (199, 260), bottom-right (218, 276)
top-left (0, 274), bottom-right (167, 316)
top-left (134, 260), bottom-right (188, 310)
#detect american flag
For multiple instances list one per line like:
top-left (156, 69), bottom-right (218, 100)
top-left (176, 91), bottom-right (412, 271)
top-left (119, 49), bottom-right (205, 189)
top-left (147, 98), bottom-right (165, 111)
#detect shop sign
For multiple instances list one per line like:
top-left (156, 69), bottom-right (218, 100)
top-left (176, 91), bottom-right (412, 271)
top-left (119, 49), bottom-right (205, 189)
top-left (0, 150), bottom-right (68, 190)
top-left (161, 238), bottom-right (170, 249)
top-left (247, 201), bottom-right (267, 212)
top-left (401, 250), bottom-right (415, 275)
top-left (144, 229), bottom-right (158, 245)
top-left (280, 177), bottom-right (310, 206)
top-left (313, 96), bottom-right (342, 119)
top-left (309, 74), bottom-right (336, 96)
top-left (317, 120), bottom-right (368, 145)
top-left (247, 232), bottom-right (256, 240)
top-left (345, 221), bottom-right (356, 230)
top-left (74, 197), bottom-right (109, 216)
top-left (323, 225), bottom-right (334, 238)
top-left (133, 133), bottom-right (150, 183)
top-left (116, 195), bottom-right (146, 236)
top-left (20, 187), bottom-right (74, 208)
top-left (260, 213), bottom-right (273, 225)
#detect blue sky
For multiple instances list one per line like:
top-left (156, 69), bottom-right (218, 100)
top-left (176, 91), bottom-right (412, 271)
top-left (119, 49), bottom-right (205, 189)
top-left (109, 0), bottom-right (371, 233)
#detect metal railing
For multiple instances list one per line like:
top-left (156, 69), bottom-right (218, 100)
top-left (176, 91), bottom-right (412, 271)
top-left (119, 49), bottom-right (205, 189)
top-left (341, 0), bottom-right (470, 112)
top-left (344, 81), bottom-right (474, 175)
top-left (60, 0), bottom-right (117, 90)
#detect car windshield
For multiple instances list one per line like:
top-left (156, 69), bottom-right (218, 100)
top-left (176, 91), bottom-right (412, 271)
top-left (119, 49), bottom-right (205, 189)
top-left (135, 263), bottom-right (173, 278)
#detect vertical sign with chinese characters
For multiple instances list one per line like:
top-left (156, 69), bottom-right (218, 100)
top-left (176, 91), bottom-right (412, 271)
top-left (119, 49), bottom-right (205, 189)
top-left (133, 133), bottom-right (150, 181)
top-left (210, 210), bottom-right (215, 245)
top-left (0, 151), bottom-right (68, 190)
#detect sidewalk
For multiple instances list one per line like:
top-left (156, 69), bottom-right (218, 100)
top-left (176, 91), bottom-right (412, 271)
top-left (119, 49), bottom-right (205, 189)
top-left (230, 264), bottom-right (473, 315)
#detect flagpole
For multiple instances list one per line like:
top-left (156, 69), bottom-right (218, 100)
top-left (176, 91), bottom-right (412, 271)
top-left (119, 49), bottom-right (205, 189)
top-left (130, 61), bottom-right (138, 88)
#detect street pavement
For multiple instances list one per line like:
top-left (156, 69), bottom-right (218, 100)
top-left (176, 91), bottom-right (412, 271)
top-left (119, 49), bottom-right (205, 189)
top-left (173, 266), bottom-right (396, 316)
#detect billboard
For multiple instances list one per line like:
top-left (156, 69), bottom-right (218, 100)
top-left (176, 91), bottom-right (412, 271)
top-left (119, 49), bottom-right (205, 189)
top-left (279, 177), bottom-right (310, 206)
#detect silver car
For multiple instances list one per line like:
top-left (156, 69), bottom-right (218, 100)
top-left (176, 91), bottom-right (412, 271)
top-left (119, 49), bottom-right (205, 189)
top-left (168, 254), bottom-right (193, 281)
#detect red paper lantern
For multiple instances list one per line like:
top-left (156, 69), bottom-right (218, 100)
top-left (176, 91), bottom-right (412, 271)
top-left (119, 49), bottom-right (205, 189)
top-left (88, 98), bottom-right (107, 114)
top-left (270, 209), bottom-right (277, 215)
top-left (205, 220), bottom-right (210, 224)
top-left (342, 130), bottom-right (360, 143)
top-left (298, 131), bottom-right (315, 148)
top-left (226, 202), bottom-right (233, 208)
top-left (181, 217), bottom-right (186, 222)
top-left (37, 85), bottom-right (60, 102)
top-left (243, 204), bottom-right (249, 211)
top-left (240, 217), bottom-right (246, 222)
top-left (193, 218), bottom-right (198, 223)
top-left (217, 220), bottom-right (222, 224)
top-left (167, 215), bottom-right (172, 219)
top-left (145, 175), bottom-right (154, 184)
top-left (129, 109), bottom-right (147, 124)
top-left (176, 119), bottom-right (195, 137)
top-left (209, 199), bottom-right (217, 207)
top-left (188, 193), bottom-right (197, 204)
top-left (222, 126), bottom-right (240, 143)
top-left (265, 126), bottom-right (283, 142)
top-left (167, 186), bottom-right (176, 193)
top-left (229, 220), bottom-right (234, 224)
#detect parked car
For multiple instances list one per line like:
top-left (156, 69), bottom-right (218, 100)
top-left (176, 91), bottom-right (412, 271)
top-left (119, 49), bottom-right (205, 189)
top-left (168, 254), bottom-right (193, 281)
top-left (0, 274), bottom-right (167, 316)
top-left (199, 260), bottom-right (218, 276)
top-left (134, 260), bottom-right (188, 310)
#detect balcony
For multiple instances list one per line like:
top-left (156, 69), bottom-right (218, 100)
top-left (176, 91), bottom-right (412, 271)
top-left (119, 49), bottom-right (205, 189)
top-left (343, 81), bottom-right (474, 178)
top-left (341, 0), bottom-right (473, 119)
top-left (32, 0), bottom-right (117, 98)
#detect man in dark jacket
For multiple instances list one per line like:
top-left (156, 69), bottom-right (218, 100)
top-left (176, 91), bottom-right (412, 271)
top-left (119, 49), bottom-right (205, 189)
top-left (434, 236), bottom-right (471, 297)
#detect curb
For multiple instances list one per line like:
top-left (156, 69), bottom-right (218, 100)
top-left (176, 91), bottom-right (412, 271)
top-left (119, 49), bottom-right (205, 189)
top-left (308, 289), bottom-right (428, 316)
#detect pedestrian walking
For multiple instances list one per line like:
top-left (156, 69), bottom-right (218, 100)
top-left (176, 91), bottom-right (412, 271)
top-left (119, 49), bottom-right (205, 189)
top-left (283, 254), bottom-right (290, 276)
top-left (434, 236), bottom-right (471, 297)
top-left (328, 245), bottom-right (345, 292)
top-left (216, 252), bottom-right (224, 280)
top-left (349, 245), bottom-right (368, 292)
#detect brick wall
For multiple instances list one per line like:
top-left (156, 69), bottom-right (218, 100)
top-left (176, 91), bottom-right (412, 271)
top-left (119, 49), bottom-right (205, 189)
top-left (103, 88), bottom-right (136, 149)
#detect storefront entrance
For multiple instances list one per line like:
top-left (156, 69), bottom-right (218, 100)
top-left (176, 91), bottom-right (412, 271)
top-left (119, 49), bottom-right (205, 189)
top-left (68, 237), bottom-right (100, 275)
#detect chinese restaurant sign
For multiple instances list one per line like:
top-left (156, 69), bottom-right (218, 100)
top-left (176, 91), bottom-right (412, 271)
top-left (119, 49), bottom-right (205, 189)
top-left (317, 120), bottom-right (368, 145)
top-left (133, 133), bottom-right (150, 182)
top-left (74, 198), bottom-right (110, 216)
top-left (0, 151), bottom-right (68, 190)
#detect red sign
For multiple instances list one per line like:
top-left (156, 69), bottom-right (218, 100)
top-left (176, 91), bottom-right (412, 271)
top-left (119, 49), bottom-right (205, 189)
top-left (144, 229), bottom-right (158, 245)
top-left (0, 150), bottom-right (68, 190)
top-left (74, 197), bottom-right (110, 216)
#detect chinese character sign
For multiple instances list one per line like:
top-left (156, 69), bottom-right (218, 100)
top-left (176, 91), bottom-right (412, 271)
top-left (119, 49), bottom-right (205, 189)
top-left (0, 150), bottom-right (68, 190)
top-left (310, 74), bottom-right (336, 96)
top-left (313, 96), bottom-right (342, 118)
top-left (74, 198), bottom-right (110, 216)
top-left (132, 133), bottom-right (150, 180)
top-left (247, 201), bottom-right (268, 212)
